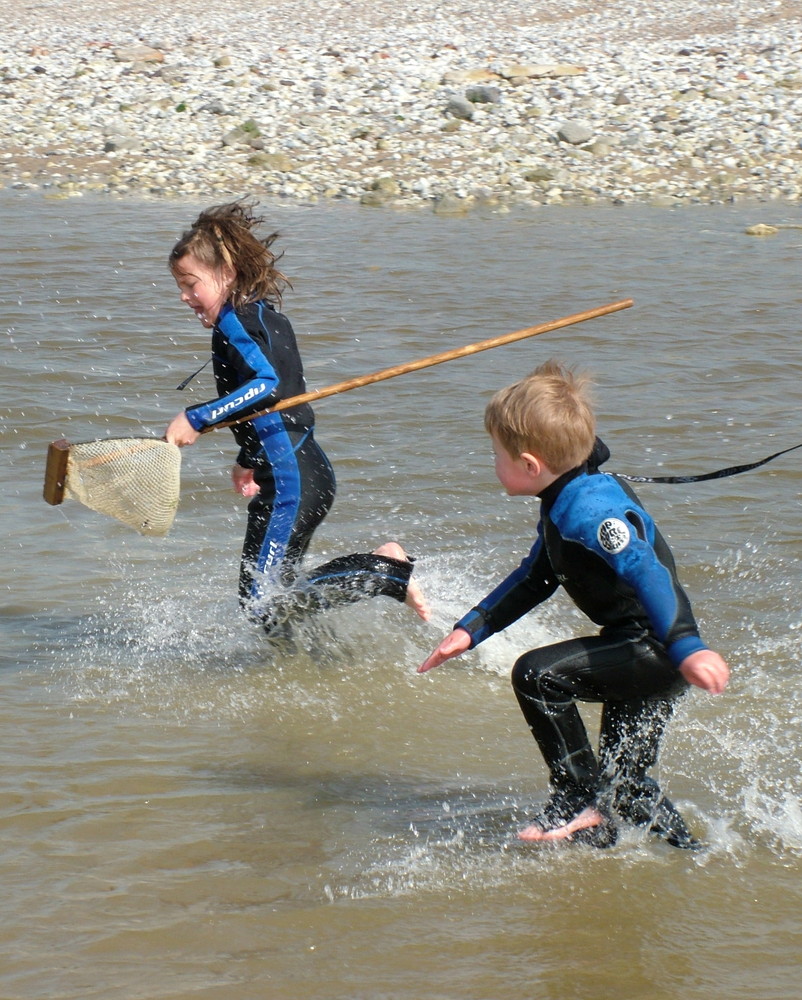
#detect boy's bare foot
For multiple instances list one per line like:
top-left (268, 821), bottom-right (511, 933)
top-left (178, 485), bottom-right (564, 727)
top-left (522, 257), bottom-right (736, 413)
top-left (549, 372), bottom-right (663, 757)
top-left (518, 805), bottom-right (605, 842)
top-left (373, 542), bottom-right (431, 621)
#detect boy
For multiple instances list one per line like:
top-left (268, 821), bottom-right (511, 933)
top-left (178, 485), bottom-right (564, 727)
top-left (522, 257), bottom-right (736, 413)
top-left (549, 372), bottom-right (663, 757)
top-left (419, 361), bottom-right (729, 848)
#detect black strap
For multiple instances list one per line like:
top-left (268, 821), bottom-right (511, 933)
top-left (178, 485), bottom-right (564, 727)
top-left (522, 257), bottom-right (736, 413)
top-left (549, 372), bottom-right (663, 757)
top-left (176, 357), bottom-right (211, 391)
top-left (617, 442), bottom-right (802, 484)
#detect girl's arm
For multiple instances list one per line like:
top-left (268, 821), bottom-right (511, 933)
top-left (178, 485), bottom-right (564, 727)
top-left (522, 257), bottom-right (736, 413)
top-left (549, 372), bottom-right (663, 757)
top-left (165, 410), bottom-right (200, 447)
top-left (231, 463), bottom-right (260, 496)
top-left (184, 306), bottom-right (281, 433)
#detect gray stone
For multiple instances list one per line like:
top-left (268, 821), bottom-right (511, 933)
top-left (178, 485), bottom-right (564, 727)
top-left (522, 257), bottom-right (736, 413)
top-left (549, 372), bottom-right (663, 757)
top-left (433, 192), bottom-right (470, 214)
top-left (441, 69), bottom-right (500, 85)
top-left (522, 166), bottom-right (555, 182)
top-left (247, 152), bottom-right (293, 171)
top-left (445, 96), bottom-right (474, 120)
top-left (370, 176), bottom-right (400, 195)
top-left (103, 136), bottom-right (142, 152)
top-left (113, 45), bottom-right (164, 64)
top-left (745, 223), bottom-right (779, 236)
top-left (557, 122), bottom-right (594, 145)
top-left (498, 63), bottom-right (586, 80)
top-left (465, 85), bottom-right (502, 105)
top-left (222, 119), bottom-right (262, 147)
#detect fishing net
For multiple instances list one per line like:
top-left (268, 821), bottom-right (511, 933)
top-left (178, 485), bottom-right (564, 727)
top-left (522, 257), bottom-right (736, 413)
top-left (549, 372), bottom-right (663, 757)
top-left (62, 437), bottom-right (182, 536)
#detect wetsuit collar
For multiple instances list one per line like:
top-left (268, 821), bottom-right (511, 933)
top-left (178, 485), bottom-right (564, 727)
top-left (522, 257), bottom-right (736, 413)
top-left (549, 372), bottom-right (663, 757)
top-left (538, 463), bottom-right (587, 514)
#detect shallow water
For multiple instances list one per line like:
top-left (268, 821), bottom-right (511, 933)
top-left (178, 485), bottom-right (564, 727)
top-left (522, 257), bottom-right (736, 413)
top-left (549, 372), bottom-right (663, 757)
top-left (2, 191), bottom-right (802, 999)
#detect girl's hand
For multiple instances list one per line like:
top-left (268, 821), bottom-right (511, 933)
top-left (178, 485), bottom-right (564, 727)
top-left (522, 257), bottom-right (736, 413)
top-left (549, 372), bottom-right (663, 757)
top-left (679, 650), bottom-right (730, 694)
top-left (165, 411), bottom-right (200, 447)
top-left (232, 463), bottom-right (260, 497)
top-left (418, 628), bottom-right (472, 673)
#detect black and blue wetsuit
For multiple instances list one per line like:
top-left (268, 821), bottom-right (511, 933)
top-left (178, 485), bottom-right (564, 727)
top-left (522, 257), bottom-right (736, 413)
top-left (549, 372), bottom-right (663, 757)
top-left (184, 300), bottom-right (413, 630)
top-left (456, 462), bottom-right (708, 841)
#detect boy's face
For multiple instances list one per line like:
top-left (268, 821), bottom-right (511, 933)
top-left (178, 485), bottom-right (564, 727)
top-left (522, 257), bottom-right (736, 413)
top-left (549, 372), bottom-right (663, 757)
top-left (491, 434), bottom-right (546, 496)
top-left (172, 253), bottom-right (234, 328)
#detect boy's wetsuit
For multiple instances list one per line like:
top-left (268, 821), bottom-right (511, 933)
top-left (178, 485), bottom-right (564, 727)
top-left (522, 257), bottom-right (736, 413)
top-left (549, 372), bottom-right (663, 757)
top-left (455, 461), bottom-right (706, 841)
top-left (183, 300), bottom-right (413, 630)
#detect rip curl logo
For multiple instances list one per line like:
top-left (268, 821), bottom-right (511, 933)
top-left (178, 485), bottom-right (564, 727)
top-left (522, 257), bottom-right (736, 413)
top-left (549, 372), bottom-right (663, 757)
top-left (597, 517), bottom-right (631, 554)
top-left (210, 383), bottom-right (268, 421)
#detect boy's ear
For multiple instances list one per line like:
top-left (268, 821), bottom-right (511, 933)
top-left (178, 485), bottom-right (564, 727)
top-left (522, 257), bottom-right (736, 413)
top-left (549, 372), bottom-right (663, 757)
top-left (520, 452), bottom-right (543, 477)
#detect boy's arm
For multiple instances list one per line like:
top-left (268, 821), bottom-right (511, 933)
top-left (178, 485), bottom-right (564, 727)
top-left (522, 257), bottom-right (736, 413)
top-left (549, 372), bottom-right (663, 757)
top-left (418, 628), bottom-right (472, 673)
top-left (418, 532), bottom-right (558, 673)
top-left (679, 649), bottom-right (730, 693)
top-left (592, 494), bottom-right (727, 677)
top-left (455, 531), bottom-right (559, 648)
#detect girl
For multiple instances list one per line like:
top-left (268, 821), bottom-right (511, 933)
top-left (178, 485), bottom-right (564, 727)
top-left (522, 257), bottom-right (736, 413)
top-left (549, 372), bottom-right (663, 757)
top-left (164, 200), bottom-right (429, 632)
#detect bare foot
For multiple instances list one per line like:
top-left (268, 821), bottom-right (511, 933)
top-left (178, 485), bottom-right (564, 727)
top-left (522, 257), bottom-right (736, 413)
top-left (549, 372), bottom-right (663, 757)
top-left (404, 576), bottom-right (431, 621)
top-left (518, 805), bottom-right (605, 842)
top-left (373, 542), bottom-right (432, 621)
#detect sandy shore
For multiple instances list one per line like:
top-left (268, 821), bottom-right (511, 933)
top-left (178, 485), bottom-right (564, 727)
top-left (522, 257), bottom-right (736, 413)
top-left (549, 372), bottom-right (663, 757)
top-left (2, 0), bottom-right (801, 210)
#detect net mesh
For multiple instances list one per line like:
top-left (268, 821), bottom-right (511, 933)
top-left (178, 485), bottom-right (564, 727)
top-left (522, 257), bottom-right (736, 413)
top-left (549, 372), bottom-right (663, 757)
top-left (64, 437), bottom-right (182, 536)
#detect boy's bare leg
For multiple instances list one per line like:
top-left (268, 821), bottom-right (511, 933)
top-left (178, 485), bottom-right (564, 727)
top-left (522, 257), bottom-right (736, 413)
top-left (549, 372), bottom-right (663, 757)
top-left (518, 805), bottom-right (605, 842)
top-left (373, 542), bottom-right (431, 621)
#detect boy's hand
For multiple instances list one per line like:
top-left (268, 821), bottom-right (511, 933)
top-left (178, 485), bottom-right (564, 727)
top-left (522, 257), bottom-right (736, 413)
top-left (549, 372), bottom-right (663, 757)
top-left (679, 650), bottom-right (730, 694)
top-left (418, 628), bottom-right (472, 673)
top-left (165, 411), bottom-right (200, 447)
top-left (232, 463), bottom-right (260, 497)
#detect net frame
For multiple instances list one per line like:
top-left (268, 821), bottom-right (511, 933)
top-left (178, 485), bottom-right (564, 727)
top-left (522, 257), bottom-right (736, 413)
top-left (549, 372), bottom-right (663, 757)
top-left (44, 437), bottom-right (182, 537)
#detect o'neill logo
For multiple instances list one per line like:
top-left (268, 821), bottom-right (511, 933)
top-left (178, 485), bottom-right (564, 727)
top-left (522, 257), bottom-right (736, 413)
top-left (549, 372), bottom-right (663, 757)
top-left (597, 517), bottom-right (630, 554)
top-left (210, 383), bottom-right (268, 421)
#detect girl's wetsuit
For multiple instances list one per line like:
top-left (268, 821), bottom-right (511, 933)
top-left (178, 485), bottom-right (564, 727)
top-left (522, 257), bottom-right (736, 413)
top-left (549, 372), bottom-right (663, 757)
top-left (455, 462), bottom-right (706, 834)
top-left (184, 300), bottom-right (412, 629)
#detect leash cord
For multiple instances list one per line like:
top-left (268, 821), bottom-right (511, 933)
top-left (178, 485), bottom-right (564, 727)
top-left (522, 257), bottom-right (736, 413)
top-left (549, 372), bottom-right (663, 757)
top-left (617, 442), bottom-right (802, 484)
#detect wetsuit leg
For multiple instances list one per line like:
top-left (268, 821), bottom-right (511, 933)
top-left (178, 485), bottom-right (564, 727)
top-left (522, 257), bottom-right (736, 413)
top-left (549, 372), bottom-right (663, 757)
top-left (511, 632), bottom-right (687, 823)
top-left (238, 427), bottom-right (417, 634)
top-left (260, 552), bottom-right (415, 634)
top-left (598, 695), bottom-right (675, 791)
top-left (239, 429), bottom-right (336, 617)
top-left (279, 433), bottom-right (337, 572)
top-left (598, 693), bottom-right (700, 847)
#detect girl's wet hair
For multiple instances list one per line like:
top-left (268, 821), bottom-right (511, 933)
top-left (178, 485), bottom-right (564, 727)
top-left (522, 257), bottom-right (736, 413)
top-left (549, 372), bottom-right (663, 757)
top-left (169, 199), bottom-right (290, 309)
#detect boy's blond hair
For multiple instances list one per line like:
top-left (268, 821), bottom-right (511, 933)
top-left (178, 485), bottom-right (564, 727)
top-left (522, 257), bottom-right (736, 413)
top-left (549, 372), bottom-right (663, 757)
top-left (485, 360), bottom-right (596, 474)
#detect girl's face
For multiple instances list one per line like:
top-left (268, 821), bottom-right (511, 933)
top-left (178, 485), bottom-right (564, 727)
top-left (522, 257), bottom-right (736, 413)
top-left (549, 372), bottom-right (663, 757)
top-left (172, 253), bottom-right (234, 328)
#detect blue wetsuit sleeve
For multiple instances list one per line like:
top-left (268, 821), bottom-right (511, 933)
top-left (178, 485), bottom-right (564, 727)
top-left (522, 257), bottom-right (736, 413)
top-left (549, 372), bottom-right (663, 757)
top-left (615, 540), bottom-right (706, 666)
top-left (456, 526), bottom-right (559, 648)
top-left (184, 305), bottom-right (280, 431)
top-left (581, 500), bottom-right (707, 667)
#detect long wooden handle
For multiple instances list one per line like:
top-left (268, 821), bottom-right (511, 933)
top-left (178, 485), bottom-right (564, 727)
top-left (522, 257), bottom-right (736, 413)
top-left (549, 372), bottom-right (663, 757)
top-left (207, 297), bottom-right (633, 432)
top-left (44, 298), bottom-right (633, 506)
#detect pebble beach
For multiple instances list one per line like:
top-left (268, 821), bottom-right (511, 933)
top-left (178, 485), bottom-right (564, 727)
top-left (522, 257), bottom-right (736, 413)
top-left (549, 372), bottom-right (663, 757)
top-left (2, 0), bottom-right (801, 211)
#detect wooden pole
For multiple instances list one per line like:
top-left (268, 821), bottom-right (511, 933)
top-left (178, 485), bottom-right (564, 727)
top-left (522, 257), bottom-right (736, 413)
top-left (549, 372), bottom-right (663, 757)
top-left (211, 298), bottom-right (633, 431)
top-left (43, 299), bottom-right (632, 509)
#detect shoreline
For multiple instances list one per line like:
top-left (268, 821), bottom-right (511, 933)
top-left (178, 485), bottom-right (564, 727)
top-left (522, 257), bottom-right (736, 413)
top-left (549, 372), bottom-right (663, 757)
top-left (3, 1), bottom-right (801, 211)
